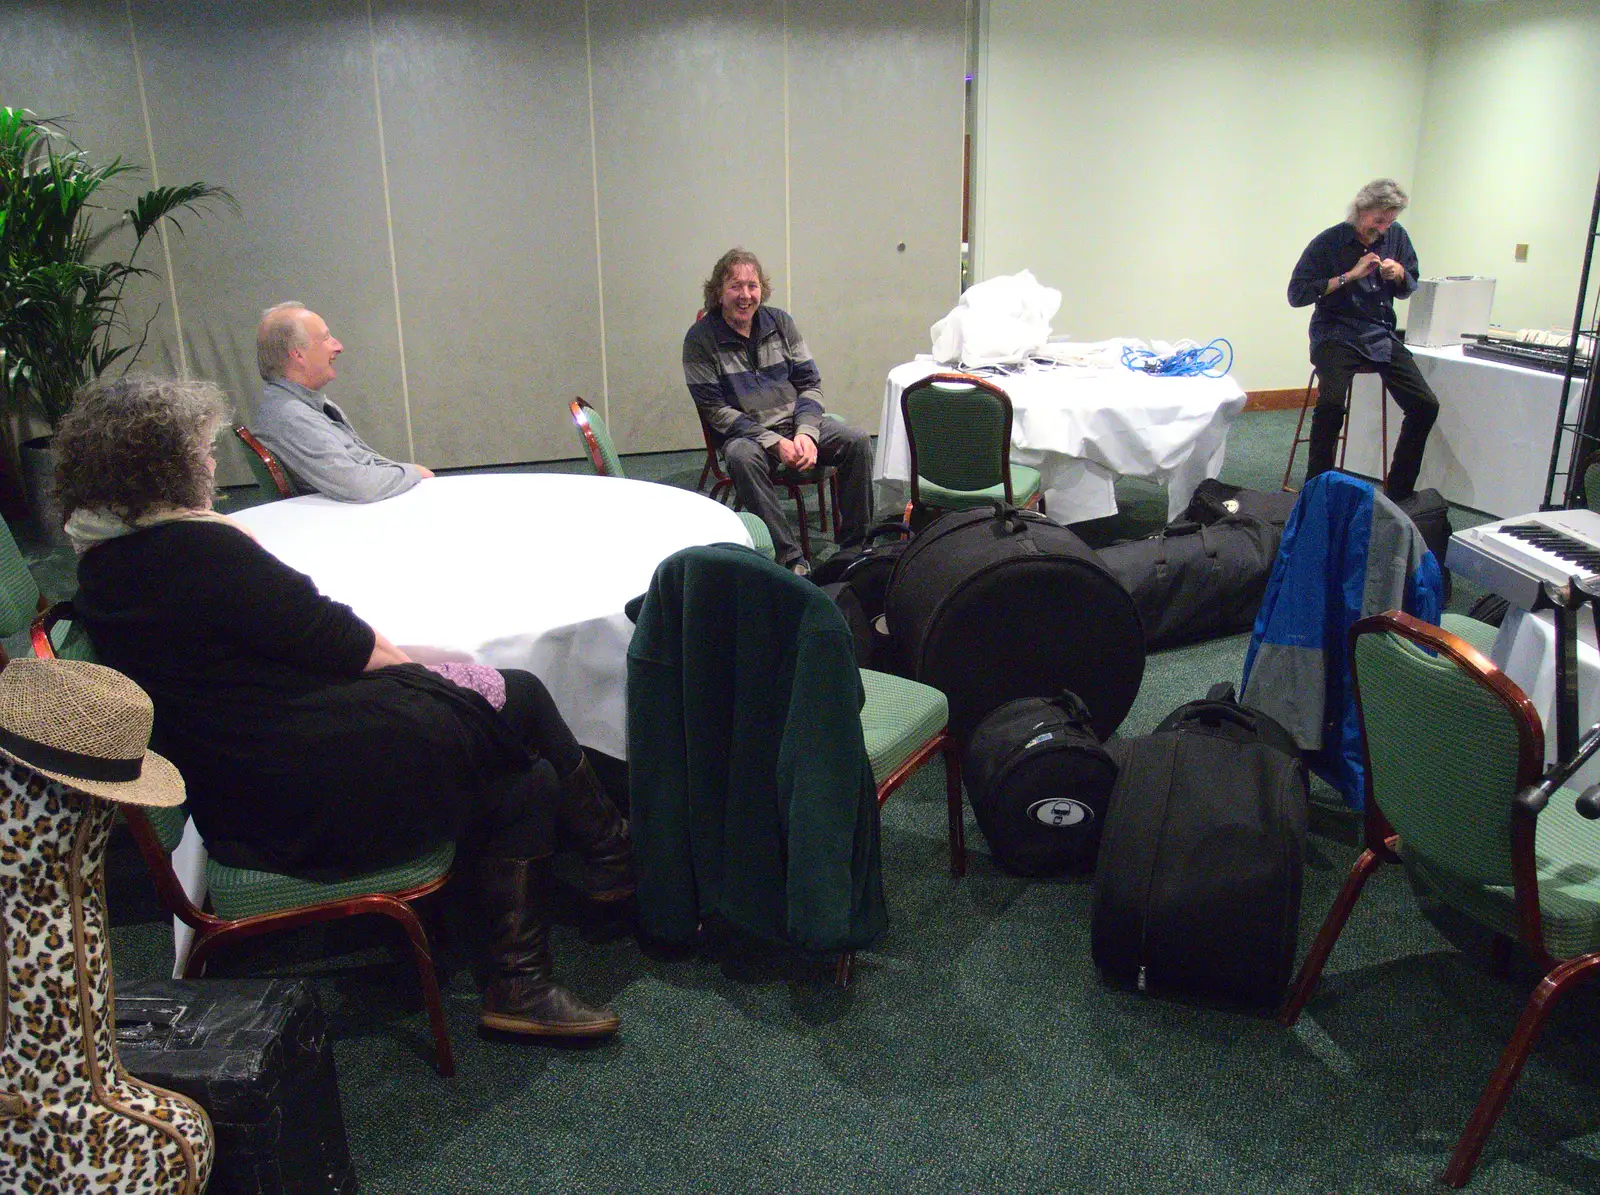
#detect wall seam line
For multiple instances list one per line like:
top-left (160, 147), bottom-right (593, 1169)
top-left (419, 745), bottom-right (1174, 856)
top-left (124, 0), bottom-right (186, 377)
top-left (783, 0), bottom-right (792, 310)
top-left (365, 0), bottom-right (415, 462)
top-left (584, 0), bottom-right (611, 426)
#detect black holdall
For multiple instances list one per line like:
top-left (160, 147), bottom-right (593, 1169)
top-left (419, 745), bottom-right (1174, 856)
top-left (884, 502), bottom-right (1145, 746)
top-left (815, 518), bottom-right (912, 673)
top-left (1090, 683), bottom-right (1308, 1009)
top-left (1097, 516), bottom-right (1282, 651)
top-left (962, 691), bottom-right (1118, 877)
top-left (1394, 487), bottom-right (1454, 603)
top-left (1180, 478), bottom-right (1299, 529)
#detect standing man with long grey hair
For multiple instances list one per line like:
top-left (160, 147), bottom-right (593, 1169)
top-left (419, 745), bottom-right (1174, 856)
top-left (1288, 178), bottom-right (1439, 501)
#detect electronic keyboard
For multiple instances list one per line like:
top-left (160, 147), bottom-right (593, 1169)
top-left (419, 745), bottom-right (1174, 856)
top-left (1445, 508), bottom-right (1600, 612)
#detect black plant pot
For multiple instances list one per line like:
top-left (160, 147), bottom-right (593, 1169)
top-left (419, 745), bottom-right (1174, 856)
top-left (18, 435), bottom-right (63, 550)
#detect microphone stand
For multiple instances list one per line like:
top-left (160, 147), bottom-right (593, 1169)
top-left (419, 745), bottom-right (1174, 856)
top-left (1515, 575), bottom-right (1600, 818)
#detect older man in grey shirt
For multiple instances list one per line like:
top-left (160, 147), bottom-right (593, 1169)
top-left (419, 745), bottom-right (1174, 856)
top-left (251, 302), bottom-right (433, 503)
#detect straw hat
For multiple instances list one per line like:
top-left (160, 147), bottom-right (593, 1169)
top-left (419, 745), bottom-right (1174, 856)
top-left (0, 658), bottom-right (184, 808)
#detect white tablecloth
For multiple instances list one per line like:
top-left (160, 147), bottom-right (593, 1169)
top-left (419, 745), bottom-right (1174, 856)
top-left (167, 473), bottom-right (748, 973)
top-left (1491, 605), bottom-right (1600, 794)
top-left (1345, 345), bottom-right (1584, 517)
top-left (873, 355), bottom-right (1248, 524)
top-left (232, 473), bottom-right (750, 760)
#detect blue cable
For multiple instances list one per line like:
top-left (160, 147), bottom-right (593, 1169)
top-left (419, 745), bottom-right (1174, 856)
top-left (1120, 338), bottom-right (1233, 377)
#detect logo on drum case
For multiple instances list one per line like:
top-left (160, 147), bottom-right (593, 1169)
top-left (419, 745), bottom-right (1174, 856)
top-left (1027, 798), bottom-right (1093, 829)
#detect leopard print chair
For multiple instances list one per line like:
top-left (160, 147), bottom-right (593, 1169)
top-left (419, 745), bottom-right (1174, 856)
top-left (0, 756), bottom-right (214, 1193)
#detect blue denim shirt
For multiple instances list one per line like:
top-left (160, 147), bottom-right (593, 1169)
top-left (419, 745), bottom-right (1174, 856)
top-left (1288, 221), bottom-right (1420, 363)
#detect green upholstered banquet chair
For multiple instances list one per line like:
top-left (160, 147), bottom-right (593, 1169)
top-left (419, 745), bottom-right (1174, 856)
top-left (0, 512), bottom-right (44, 637)
top-left (1280, 609), bottom-right (1600, 1187)
top-left (1583, 450), bottom-right (1600, 513)
top-left (628, 544), bottom-right (960, 986)
top-left (233, 424), bottom-right (295, 500)
top-left (899, 372), bottom-right (1042, 523)
top-left (32, 601), bottom-right (458, 1076)
top-left (568, 396), bottom-right (776, 561)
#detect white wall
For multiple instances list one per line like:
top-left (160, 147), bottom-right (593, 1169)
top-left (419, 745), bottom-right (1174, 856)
top-left (1407, 0), bottom-right (1600, 335)
top-left (974, 0), bottom-right (1436, 392)
top-left (2, 0), bottom-right (966, 478)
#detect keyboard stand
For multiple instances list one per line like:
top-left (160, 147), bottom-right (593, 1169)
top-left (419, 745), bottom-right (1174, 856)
top-left (1515, 576), bottom-right (1600, 818)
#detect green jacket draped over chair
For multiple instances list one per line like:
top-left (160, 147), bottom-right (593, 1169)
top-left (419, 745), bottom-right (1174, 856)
top-left (626, 544), bottom-right (887, 953)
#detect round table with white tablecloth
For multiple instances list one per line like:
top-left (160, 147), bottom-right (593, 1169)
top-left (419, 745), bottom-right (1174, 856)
top-left (232, 472), bottom-right (751, 761)
top-left (873, 353), bottom-right (1248, 524)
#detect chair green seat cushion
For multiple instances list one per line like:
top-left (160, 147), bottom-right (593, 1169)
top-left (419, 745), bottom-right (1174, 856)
top-left (735, 512), bottom-right (776, 561)
top-left (1440, 612), bottom-right (1500, 656)
top-left (207, 840), bottom-right (456, 920)
top-left (860, 668), bottom-right (948, 789)
top-left (916, 465), bottom-right (1041, 511)
top-left (1408, 785), bottom-right (1600, 959)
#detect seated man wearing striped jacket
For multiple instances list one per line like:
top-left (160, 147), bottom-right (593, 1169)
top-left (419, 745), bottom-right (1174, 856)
top-left (682, 248), bottom-right (873, 576)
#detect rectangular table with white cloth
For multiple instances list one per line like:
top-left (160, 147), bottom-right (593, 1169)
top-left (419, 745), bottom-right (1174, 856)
top-left (1344, 345), bottom-right (1585, 517)
top-left (159, 473), bottom-right (750, 974)
top-left (1489, 606), bottom-right (1600, 797)
top-left (874, 353), bottom-right (1248, 525)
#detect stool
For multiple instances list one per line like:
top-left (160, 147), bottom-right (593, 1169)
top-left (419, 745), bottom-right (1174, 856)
top-left (1281, 365), bottom-right (1390, 492)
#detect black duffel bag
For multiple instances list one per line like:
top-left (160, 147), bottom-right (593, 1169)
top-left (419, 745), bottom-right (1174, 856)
top-left (1091, 683), bottom-right (1308, 1008)
top-left (1097, 516), bottom-right (1281, 651)
top-left (1180, 478), bottom-right (1299, 528)
top-left (963, 691), bottom-right (1118, 876)
top-left (885, 503), bottom-right (1145, 746)
top-left (1394, 487), bottom-right (1454, 602)
top-left (816, 518), bottom-right (911, 672)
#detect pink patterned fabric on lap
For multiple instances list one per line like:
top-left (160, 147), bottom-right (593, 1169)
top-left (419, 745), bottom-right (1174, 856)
top-left (425, 662), bottom-right (507, 710)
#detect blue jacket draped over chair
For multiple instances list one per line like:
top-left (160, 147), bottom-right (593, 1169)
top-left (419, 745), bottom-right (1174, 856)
top-left (1242, 471), bottom-right (1443, 807)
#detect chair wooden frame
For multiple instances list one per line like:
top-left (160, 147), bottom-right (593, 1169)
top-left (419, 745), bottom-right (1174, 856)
top-left (696, 417), bottom-right (840, 559)
top-left (900, 372), bottom-right (1042, 518)
top-left (31, 602), bottom-right (457, 1078)
top-left (1280, 367), bottom-right (1391, 493)
top-left (234, 424), bottom-right (294, 499)
top-left (835, 731), bottom-right (964, 988)
top-left (569, 397), bottom-right (614, 477)
top-left (121, 809), bottom-right (457, 1078)
top-left (1278, 609), bottom-right (1596, 1187)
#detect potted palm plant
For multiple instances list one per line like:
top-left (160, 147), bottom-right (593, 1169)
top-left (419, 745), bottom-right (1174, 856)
top-left (0, 106), bottom-right (236, 538)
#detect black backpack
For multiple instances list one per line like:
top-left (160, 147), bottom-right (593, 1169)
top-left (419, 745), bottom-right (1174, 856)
top-left (962, 692), bottom-right (1118, 877)
top-left (1090, 683), bottom-right (1308, 1008)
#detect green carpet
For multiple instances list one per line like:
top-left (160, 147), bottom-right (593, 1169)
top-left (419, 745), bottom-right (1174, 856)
top-left (34, 410), bottom-right (1600, 1192)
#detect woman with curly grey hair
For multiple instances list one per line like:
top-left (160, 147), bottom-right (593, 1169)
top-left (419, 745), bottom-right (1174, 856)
top-left (55, 374), bottom-right (631, 1042)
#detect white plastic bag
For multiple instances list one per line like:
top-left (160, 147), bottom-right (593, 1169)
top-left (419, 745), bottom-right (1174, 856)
top-left (930, 270), bottom-right (1063, 368)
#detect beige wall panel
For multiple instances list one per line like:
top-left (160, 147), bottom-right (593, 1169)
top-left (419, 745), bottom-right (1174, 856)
top-left (588, 0), bottom-right (787, 452)
top-left (125, 0), bottom-right (411, 470)
top-left (787, 0), bottom-right (966, 429)
top-left (1409, 0), bottom-right (1600, 335)
top-left (979, 0), bottom-right (1433, 392)
top-left (0, 2), bottom-right (177, 438)
top-left (372, 2), bottom-right (603, 468)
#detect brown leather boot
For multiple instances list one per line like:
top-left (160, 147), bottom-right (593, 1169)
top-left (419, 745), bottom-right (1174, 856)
top-left (477, 855), bottom-right (620, 1039)
top-left (558, 754), bottom-right (635, 903)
